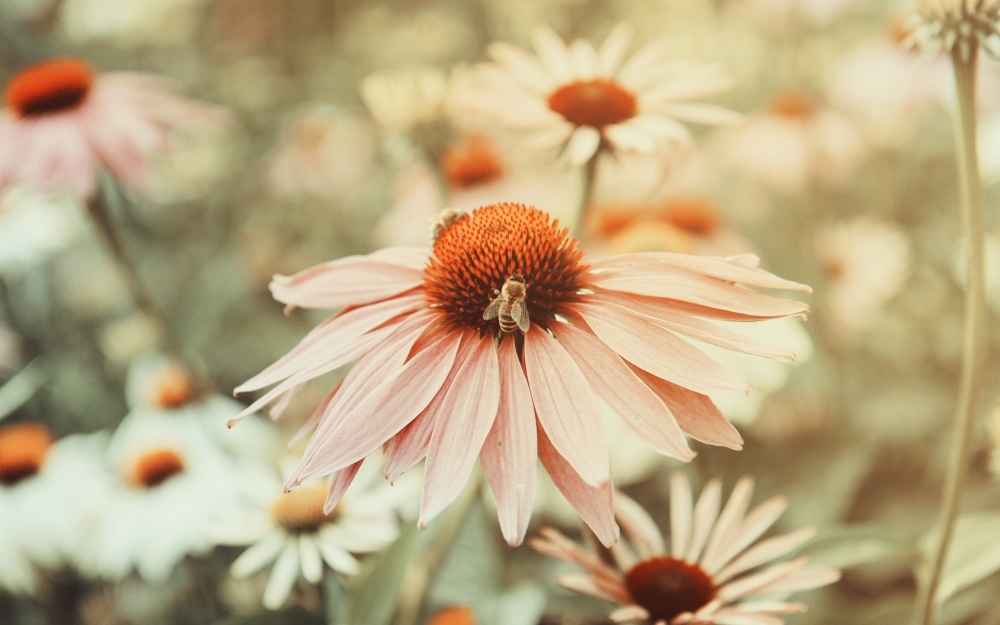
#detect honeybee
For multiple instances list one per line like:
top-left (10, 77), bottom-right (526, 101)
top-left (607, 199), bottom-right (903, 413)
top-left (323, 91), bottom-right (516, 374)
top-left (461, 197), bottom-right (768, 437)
top-left (483, 274), bottom-right (530, 334)
top-left (430, 208), bottom-right (467, 243)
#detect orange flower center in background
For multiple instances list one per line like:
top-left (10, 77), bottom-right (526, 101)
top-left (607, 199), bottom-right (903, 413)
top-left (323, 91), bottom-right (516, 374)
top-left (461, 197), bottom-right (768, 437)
top-left (423, 203), bottom-right (587, 334)
top-left (547, 79), bottom-right (637, 128)
top-left (769, 91), bottom-right (814, 120)
top-left (625, 556), bottom-right (718, 622)
top-left (663, 196), bottom-right (721, 236)
top-left (428, 606), bottom-right (477, 625)
top-left (0, 422), bottom-right (54, 486)
top-left (4, 58), bottom-right (94, 118)
top-left (129, 448), bottom-right (186, 488)
top-left (269, 484), bottom-right (334, 533)
top-left (440, 135), bottom-right (504, 189)
top-left (148, 365), bottom-right (197, 409)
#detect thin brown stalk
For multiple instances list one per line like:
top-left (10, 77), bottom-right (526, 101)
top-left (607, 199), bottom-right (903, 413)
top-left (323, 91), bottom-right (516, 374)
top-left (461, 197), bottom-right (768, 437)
top-left (915, 43), bottom-right (990, 625)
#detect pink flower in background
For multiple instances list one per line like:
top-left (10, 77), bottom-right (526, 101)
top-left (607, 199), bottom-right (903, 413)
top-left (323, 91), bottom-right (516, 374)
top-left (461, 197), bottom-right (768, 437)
top-left (0, 58), bottom-right (225, 200)
top-left (234, 203), bottom-right (809, 546)
top-left (531, 476), bottom-right (840, 624)
top-left (465, 24), bottom-right (740, 166)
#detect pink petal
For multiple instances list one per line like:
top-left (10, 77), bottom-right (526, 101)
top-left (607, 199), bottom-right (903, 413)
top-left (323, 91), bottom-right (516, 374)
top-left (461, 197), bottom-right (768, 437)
top-left (753, 566), bottom-right (840, 593)
top-left (420, 334), bottom-right (501, 526)
top-left (288, 384), bottom-right (339, 448)
top-left (575, 302), bottom-right (750, 396)
top-left (481, 338), bottom-right (537, 547)
top-left (383, 407), bottom-right (436, 484)
top-left (301, 329), bottom-right (460, 480)
top-left (551, 320), bottom-right (694, 461)
top-left (269, 254), bottom-right (425, 310)
top-left (587, 269), bottom-right (808, 319)
top-left (717, 557), bottom-right (809, 603)
top-left (609, 605), bottom-right (649, 624)
top-left (236, 292), bottom-right (425, 393)
top-left (709, 614), bottom-right (784, 625)
top-left (670, 472), bottom-right (693, 559)
top-left (228, 322), bottom-right (400, 426)
top-left (524, 326), bottom-right (609, 486)
top-left (369, 246), bottom-right (431, 270)
top-left (556, 574), bottom-right (631, 604)
top-left (631, 367), bottom-right (743, 450)
top-left (537, 425), bottom-right (618, 547)
top-left (589, 292), bottom-right (796, 361)
top-left (323, 460), bottom-right (363, 514)
top-left (589, 253), bottom-right (811, 293)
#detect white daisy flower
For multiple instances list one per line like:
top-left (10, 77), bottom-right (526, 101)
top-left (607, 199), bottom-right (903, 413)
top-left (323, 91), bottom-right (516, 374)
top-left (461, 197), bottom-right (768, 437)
top-left (0, 422), bottom-right (108, 593)
top-left (213, 457), bottom-right (404, 610)
top-left (0, 186), bottom-right (86, 273)
top-left (77, 409), bottom-right (267, 582)
top-left (465, 24), bottom-right (741, 166)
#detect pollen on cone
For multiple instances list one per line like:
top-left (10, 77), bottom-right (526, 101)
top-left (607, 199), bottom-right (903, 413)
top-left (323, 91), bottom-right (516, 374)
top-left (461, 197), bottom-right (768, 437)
top-left (4, 58), bottom-right (94, 118)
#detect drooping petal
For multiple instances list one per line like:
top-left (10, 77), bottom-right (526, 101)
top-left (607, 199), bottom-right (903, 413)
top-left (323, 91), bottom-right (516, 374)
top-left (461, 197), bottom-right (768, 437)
top-left (587, 269), bottom-right (808, 319)
top-left (323, 461), bottom-right (363, 515)
top-left (589, 252), bottom-right (811, 293)
top-left (262, 541), bottom-right (300, 610)
top-left (481, 338), bottom-right (537, 547)
top-left (236, 293), bottom-right (425, 393)
top-left (552, 319), bottom-right (693, 461)
top-left (566, 125), bottom-right (602, 166)
top-left (537, 426), bottom-right (618, 547)
top-left (290, 329), bottom-right (462, 485)
top-left (556, 574), bottom-right (631, 604)
top-left (632, 367), bottom-right (744, 450)
top-left (589, 292), bottom-right (796, 361)
top-left (609, 605), bottom-right (649, 624)
top-left (298, 535), bottom-right (323, 584)
top-left (269, 254), bottom-right (425, 310)
top-left (230, 531), bottom-right (285, 578)
top-left (420, 334), bottom-right (501, 526)
top-left (575, 302), bottom-right (750, 396)
top-left (524, 325), bottom-right (609, 486)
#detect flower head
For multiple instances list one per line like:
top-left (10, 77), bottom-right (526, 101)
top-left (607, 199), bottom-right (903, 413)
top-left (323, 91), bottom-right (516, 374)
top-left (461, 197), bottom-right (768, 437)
top-left (465, 24), bottom-right (740, 166)
top-left (905, 0), bottom-right (1000, 60)
top-left (0, 57), bottom-right (225, 200)
top-left (531, 475), bottom-right (840, 624)
top-left (234, 203), bottom-right (809, 546)
top-left (214, 458), bottom-right (402, 610)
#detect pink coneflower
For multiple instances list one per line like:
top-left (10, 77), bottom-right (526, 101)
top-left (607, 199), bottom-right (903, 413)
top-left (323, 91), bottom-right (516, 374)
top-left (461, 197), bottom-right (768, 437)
top-left (465, 24), bottom-right (740, 166)
top-left (0, 57), bottom-right (223, 200)
top-left (531, 475), bottom-right (840, 625)
top-left (233, 203), bottom-right (809, 546)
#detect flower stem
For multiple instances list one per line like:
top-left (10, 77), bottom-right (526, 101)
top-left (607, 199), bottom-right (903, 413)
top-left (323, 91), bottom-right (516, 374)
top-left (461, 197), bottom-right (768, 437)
top-left (915, 44), bottom-right (989, 625)
top-left (86, 176), bottom-right (187, 365)
top-left (571, 149), bottom-right (600, 239)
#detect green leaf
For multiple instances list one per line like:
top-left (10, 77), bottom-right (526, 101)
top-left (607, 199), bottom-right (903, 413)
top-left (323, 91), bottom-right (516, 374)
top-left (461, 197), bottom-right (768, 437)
top-left (346, 524), bottom-right (428, 625)
top-left (919, 512), bottom-right (1000, 601)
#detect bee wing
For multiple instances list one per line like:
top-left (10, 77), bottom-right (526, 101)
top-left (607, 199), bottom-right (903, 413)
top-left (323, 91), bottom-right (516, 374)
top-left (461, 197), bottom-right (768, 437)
top-left (483, 295), bottom-right (502, 321)
top-left (511, 300), bottom-right (530, 333)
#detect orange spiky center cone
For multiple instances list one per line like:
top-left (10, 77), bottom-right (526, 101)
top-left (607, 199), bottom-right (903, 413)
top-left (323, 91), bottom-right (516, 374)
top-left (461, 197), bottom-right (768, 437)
top-left (128, 448), bottom-right (186, 488)
top-left (548, 79), bottom-right (638, 128)
top-left (625, 556), bottom-right (718, 622)
top-left (440, 135), bottom-right (504, 189)
top-left (4, 58), bottom-right (94, 118)
top-left (423, 203), bottom-right (588, 335)
top-left (0, 422), bottom-right (54, 486)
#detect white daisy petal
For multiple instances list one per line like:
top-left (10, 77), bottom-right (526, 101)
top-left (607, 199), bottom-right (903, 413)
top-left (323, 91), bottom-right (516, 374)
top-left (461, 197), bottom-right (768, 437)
top-left (231, 531), bottom-right (287, 579)
top-left (317, 537), bottom-right (360, 575)
top-left (685, 479), bottom-right (722, 563)
top-left (299, 534), bottom-right (323, 585)
top-left (670, 472), bottom-right (693, 559)
top-left (571, 40), bottom-right (600, 80)
top-left (565, 126), bottom-right (601, 166)
top-left (262, 542), bottom-right (300, 610)
top-left (531, 26), bottom-right (575, 83)
top-left (599, 23), bottom-right (634, 77)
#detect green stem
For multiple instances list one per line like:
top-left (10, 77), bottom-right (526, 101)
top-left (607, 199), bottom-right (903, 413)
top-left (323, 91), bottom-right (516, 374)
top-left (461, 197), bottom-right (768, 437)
top-left (570, 149), bottom-right (600, 240)
top-left (914, 44), bottom-right (989, 625)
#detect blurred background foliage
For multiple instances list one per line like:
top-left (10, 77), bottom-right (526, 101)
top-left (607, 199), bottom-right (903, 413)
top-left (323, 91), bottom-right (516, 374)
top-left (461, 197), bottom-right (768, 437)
top-left (3, 0), bottom-right (1000, 624)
